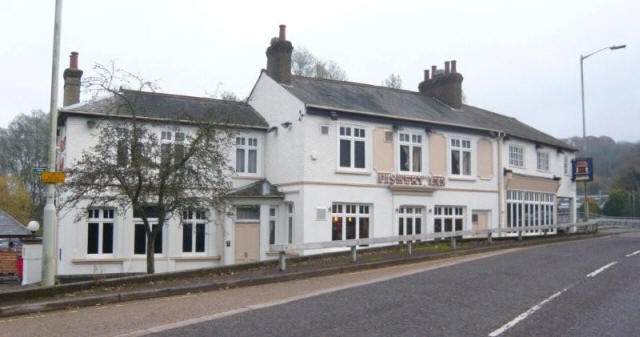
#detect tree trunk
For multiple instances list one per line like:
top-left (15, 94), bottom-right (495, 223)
top-left (146, 231), bottom-right (155, 274)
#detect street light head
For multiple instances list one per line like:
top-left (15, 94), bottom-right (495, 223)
top-left (610, 45), bottom-right (626, 50)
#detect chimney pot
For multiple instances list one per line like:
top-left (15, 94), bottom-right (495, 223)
top-left (431, 65), bottom-right (437, 77)
top-left (70, 51), bottom-right (78, 69)
top-left (444, 61), bottom-right (450, 74)
top-left (279, 25), bottom-right (286, 41)
top-left (451, 60), bottom-right (457, 73)
top-left (424, 69), bottom-right (430, 80)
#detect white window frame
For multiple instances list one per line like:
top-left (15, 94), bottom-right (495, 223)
top-left (536, 151), bottom-right (550, 171)
top-left (398, 206), bottom-right (424, 236)
top-left (449, 137), bottom-right (472, 177)
top-left (287, 203), bottom-right (294, 244)
top-left (235, 136), bottom-right (259, 175)
top-left (433, 206), bottom-right (465, 233)
top-left (181, 210), bottom-right (207, 254)
top-left (269, 206), bottom-right (278, 245)
top-left (331, 203), bottom-right (371, 241)
top-left (160, 130), bottom-right (186, 165)
top-left (398, 132), bottom-right (424, 173)
top-left (506, 190), bottom-right (555, 234)
top-left (509, 144), bottom-right (525, 168)
top-left (337, 125), bottom-right (367, 171)
top-left (564, 155), bottom-right (569, 176)
top-left (87, 208), bottom-right (115, 256)
top-left (133, 207), bottom-right (164, 256)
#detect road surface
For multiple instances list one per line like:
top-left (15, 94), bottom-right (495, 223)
top-left (2, 231), bottom-right (639, 337)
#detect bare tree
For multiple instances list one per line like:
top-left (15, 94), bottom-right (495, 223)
top-left (0, 110), bottom-right (49, 221)
top-left (292, 47), bottom-right (347, 80)
top-left (382, 73), bottom-right (402, 89)
top-left (206, 82), bottom-right (241, 102)
top-left (63, 63), bottom-right (234, 274)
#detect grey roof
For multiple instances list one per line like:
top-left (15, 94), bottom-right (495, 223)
top-left (60, 90), bottom-right (268, 129)
top-left (0, 210), bottom-right (31, 237)
top-left (284, 76), bottom-right (575, 151)
top-left (227, 180), bottom-right (283, 199)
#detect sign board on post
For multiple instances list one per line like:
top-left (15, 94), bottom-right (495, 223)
top-left (40, 172), bottom-right (65, 184)
top-left (32, 166), bottom-right (48, 175)
top-left (572, 158), bottom-right (593, 182)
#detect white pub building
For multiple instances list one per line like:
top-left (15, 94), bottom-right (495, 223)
top-left (55, 26), bottom-right (576, 279)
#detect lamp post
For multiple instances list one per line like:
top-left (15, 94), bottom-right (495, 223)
top-left (42, 0), bottom-right (63, 286)
top-left (579, 44), bottom-right (626, 222)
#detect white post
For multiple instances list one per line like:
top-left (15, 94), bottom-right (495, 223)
top-left (350, 246), bottom-right (357, 262)
top-left (278, 251), bottom-right (286, 271)
top-left (42, 0), bottom-right (63, 287)
top-left (407, 241), bottom-right (412, 256)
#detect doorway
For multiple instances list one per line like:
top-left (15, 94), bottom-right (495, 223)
top-left (472, 210), bottom-right (490, 237)
top-left (235, 223), bottom-right (260, 264)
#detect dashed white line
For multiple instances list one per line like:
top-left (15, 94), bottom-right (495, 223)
top-left (489, 288), bottom-right (569, 337)
top-left (626, 250), bottom-right (640, 257)
top-left (586, 261), bottom-right (618, 278)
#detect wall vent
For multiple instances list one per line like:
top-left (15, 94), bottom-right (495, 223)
top-left (384, 131), bottom-right (393, 143)
top-left (321, 125), bottom-right (329, 135)
top-left (316, 207), bottom-right (327, 220)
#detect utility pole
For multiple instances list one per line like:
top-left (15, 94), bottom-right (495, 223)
top-left (42, 0), bottom-right (63, 287)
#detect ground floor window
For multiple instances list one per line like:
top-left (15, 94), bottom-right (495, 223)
top-left (287, 203), bottom-right (294, 244)
top-left (269, 207), bottom-right (278, 245)
top-left (398, 206), bottom-right (423, 236)
top-left (507, 191), bottom-right (555, 230)
top-left (331, 203), bottom-right (370, 241)
top-left (434, 206), bottom-right (464, 233)
top-left (87, 208), bottom-right (114, 255)
top-left (182, 210), bottom-right (206, 253)
top-left (134, 223), bottom-right (163, 254)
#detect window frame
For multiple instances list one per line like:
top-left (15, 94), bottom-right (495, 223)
top-left (506, 190), bottom-right (555, 233)
top-left (269, 206), bottom-right (278, 245)
top-left (433, 206), bottom-right (465, 234)
top-left (398, 206), bottom-right (424, 236)
top-left (86, 208), bottom-right (115, 256)
top-left (181, 209), bottom-right (207, 254)
top-left (235, 136), bottom-right (259, 175)
top-left (509, 144), bottom-right (525, 168)
top-left (398, 131), bottom-right (424, 173)
top-left (133, 206), bottom-right (164, 256)
top-left (536, 151), bottom-right (550, 172)
top-left (449, 136), bottom-right (473, 177)
top-left (287, 203), bottom-right (294, 244)
top-left (337, 125), bottom-right (367, 171)
top-left (331, 203), bottom-right (371, 242)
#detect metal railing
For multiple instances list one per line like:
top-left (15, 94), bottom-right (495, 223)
top-left (269, 218), bottom-right (640, 271)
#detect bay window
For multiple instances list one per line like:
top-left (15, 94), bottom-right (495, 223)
top-left (450, 138), bottom-right (471, 176)
top-left (339, 126), bottom-right (366, 169)
top-left (331, 203), bottom-right (370, 241)
top-left (507, 191), bottom-right (555, 234)
top-left (399, 133), bottom-right (422, 172)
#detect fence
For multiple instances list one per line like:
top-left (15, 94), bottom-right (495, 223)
top-left (270, 218), bottom-right (640, 271)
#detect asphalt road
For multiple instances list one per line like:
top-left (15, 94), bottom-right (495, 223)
top-left (151, 232), bottom-right (640, 337)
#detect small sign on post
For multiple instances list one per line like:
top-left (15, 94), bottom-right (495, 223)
top-left (40, 172), bottom-right (65, 184)
top-left (32, 166), bottom-right (48, 175)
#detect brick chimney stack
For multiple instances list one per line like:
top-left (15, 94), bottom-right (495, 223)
top-left (63, 52), bottom-right (83, 106)
top-left (266, 25), bottom-right (293, 85)
top-left (418, 60), bottom-right (464, 108)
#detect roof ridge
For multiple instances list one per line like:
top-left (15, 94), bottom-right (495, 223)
top-left (119, 89), bottom-right (248, 105)
top-left (291, 75), bottom-right (423, 96)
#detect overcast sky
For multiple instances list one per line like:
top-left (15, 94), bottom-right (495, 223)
top-left (1, 0), bottom-right (638, 141)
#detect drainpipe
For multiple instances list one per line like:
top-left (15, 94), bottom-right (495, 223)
top-left (496, 132), bottom-right (506, 233)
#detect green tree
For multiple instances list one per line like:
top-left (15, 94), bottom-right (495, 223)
top-left (602, 189), bottom-right (630, 217)
top-left (578, 197), bottom-right (600, 216)
top-left (0, 175), bottom-right (34, 224)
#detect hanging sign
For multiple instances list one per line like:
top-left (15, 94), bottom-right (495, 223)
top-left (572, 158), bottom-right (593, 182)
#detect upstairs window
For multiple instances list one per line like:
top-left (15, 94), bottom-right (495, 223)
top-left (509, 144), bottom-right (524, 168)
top-left (537, 151), bottom-right (549, 171)
top-left (399, 133), bottom-right (422, 172)
top-left (160, 130), bottom-right (186, 166)
top-left (87, 208), bottom-right (114, 255)
top-left (564, 155), bottom-right (569, 175)
top-left (236, 137), bottom-right (258, 174)
top-left (339, 126), bottom-right (366, 169)
top-left (450, 138), bottom-right (471, 176)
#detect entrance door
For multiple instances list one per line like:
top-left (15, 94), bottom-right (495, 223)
top-left (235, 223), bottom-right (260, 264)
top-left (472, 210), bottom-right (489, 237)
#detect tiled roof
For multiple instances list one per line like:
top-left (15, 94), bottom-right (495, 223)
top-left (0, 210), bottom-right (31, 237)
top-left (60, 90), bottom-right (268, 129)
top-left (284, 76), bottom-right (575, 151)
top-left (227, 180), bottom-right (283, 199)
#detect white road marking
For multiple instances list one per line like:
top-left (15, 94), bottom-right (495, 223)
top-left (586, 261), bottom-right (618, 278)
top-left (626, 250), bottom-right (640, 257)
top-left (488, 288), bottom-right (568, 337)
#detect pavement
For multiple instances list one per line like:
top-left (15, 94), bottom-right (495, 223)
top-left (0, 230), bottom-right (638, 336)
